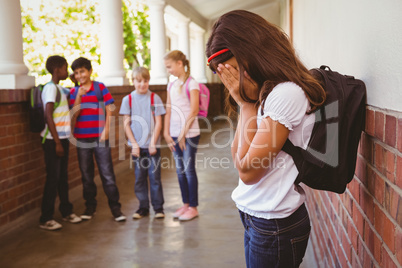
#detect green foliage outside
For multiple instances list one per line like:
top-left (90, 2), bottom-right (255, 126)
top-left (122, 1), bottom-right (150, 69)
top-left (21, 0), bottom-right (150, 86)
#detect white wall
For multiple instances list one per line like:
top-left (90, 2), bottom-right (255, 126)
top-left (292, 0), bottom-right (402, 112)
top-left (250, 2), bottom-right (280, 26)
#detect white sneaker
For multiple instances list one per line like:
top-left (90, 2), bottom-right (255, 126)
top-left (114, 215), bottom-right (127, 222)
top-left (63, 213), bottom-right (82, 223)
top-left (155, 212), bottom-right (165, 219)
top-left (39, 220), bottom-right (62, 231)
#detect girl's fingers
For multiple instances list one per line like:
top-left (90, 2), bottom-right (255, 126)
top-left (168, 143), bottom-right (176, 152)
top-left (218, 64), bottom-right (236, 82)
top-left (225, 64), bottom-right (239, 79)
top-left (218, 64), bottom-right (238, 89)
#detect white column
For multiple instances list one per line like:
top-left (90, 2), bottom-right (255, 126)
top-left (149, 0), bottom-right (167, 85)
top-left (0, 0), bottom-right (35, 89)
top-left (178, 18), bottom-right (190, 58)
top-left (191, 26), bottom-right (207, 83)
top-left (99, 0), bottom-right (128, 86)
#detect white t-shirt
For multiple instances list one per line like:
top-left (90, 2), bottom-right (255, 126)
top-left (40, 82), bottom-right (71, 139)
top-left (231, 82), bottom-right (315, 219)
top-left (168, 78), bottom-right (200, 138)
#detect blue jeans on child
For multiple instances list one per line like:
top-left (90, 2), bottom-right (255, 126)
top-left (132, 148), bottom-right (164, 211)
top-left (239, 203), bottom-right (311, 268)
top-left (76, 138), bottom-right (121, 215)
top-left (171, 135), bottom-right (200, 207)
top-left (40, 139), bottom-right (73, 223)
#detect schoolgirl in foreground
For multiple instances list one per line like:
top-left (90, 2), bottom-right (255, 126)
top-left (206, 10), bottom-right (326, 268)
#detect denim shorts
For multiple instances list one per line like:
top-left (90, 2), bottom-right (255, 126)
top-left (239, 204), bottom-right (311, 268)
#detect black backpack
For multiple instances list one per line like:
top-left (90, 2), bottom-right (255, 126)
top-left (282, 65), bottom-right (367, 194)
top-left (29, 83), bottom-right (61, 133)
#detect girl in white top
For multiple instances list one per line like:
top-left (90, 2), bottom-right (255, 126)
top-left (164, 50), bottom-right (201, 221)
top-left (206, 10), bottom-right (326, 268)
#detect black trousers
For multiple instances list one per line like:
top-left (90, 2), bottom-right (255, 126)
top-left (40, 138), bottom-right (73, 223)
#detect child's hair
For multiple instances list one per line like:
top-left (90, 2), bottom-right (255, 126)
top-left (164, 50), bottom-right (191, 84)
top-left (71, 57), bottom-right (92, 71)
top-left (132, 66), bottom-right (150, 81)
top-left (45, 55), bottom-right (67, 75)
top-left (206, 10), bottom-right (326, 115)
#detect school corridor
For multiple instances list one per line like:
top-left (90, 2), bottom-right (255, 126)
top-left (0, 121), bottom-right (316, 268)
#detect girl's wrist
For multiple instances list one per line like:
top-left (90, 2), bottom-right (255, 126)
top-left (239, 102), bottom-right (256, 110)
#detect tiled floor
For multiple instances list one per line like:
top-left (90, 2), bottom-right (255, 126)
top-left (0, 121), bottom-right (316, 268)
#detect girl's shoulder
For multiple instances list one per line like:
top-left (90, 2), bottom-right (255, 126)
top-left (268, 82), bottom-right (305, 103)
top-left (167, 79), bottom-right (180, 91)
top-left (187, 77), bottom-right (200, 90)
top-left (261, 82), bottom-right (310, 131)
top-left (272, 81), bottom-right (303, 94)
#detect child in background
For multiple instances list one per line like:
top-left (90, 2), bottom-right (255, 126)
top-left (69, 57), bottom-right (126, 222)
top-left (119, 67), bottom-right (166, 219)
top-left (39, 55), bottom-right (82, 230)
top-left (163, 50), bottom-right (201, 221)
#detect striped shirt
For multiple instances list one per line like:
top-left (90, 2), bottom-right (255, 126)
top-left (69, 81), bottom-right (114, 139)
top-left (41, 82), bottom-right (71, 139)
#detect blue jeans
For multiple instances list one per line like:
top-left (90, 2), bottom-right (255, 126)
top-left (76, 139), bottom-right (121, 215)
top-left (239, 204), bottom-right (311, 268)
top-left (132, 148), bottom-right (164, 211)
top-left (40, 139), bottom-right (73, 223)
top-left (171, 135), bottom-right (200, 207)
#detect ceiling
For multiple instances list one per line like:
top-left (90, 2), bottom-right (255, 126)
top-left (165, 0), bottom-right (278, 30)
top-left (184, 0), bottom-right (277, 21)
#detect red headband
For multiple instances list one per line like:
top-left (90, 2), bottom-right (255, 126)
top-left (207, 48), bottom-right (230, 63)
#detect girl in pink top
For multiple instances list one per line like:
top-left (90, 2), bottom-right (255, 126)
top-left (164, 50), bottom-right (201, 221)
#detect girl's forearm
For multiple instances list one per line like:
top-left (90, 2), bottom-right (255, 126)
top-left (163, 111), bottom-right (171, 136)
top-left (179, 111), bottom-right (198, 140)
top-left (235, 103), bottom-right (258, 169)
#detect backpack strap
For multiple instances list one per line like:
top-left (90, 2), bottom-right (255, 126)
top-left (93, 81), bottom-right (105, 117)
top-left (282, 139), bottom-right (305, 184)
top-left (128, 93), bottom-right (132, 116)
top-left (150, 92), bottom-right (155, 116)
top-left (167, 82), bottom-right (174, 92)
top-left (42, 82), bottom-right (62, 143)
top-left (54, 84), bottom-right (61, 108)
top-left (184, 76), bottom-right (192, 100)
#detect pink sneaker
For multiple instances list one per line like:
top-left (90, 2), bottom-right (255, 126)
top-left (173, 205), bottom-right (189, 219)
top-left (178, 207), bottom-right (198, 221)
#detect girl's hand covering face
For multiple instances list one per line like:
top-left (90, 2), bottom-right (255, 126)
top-left (217, 60), bottom-right (258, 105)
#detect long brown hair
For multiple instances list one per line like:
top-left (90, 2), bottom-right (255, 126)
top-left (206, 10), bottom-right (325, 115)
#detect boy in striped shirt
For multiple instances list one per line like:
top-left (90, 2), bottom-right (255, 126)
top-left (70, 57), bottom-right (125, 222)
top-left (39, 55), bottom-right (82, 231)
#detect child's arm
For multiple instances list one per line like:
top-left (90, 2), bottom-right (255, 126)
top-left (149, 115), bottom-right (162, 155)
top-left (100, 104), bottom-right (112, 142)
top-left (235, 105), bottom-right (289, 185)
top-left (177, 89), bottom-right (199, 151)
top-left (70, 87), bottom-right (86, 131)
top-left (123, 115), bottom-right (140, 157)
top-left (45, 102), bottom-right (64, 157)
top-left (163, 92), bottom-right (175, 152)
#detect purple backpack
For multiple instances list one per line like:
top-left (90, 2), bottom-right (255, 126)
top-left (168, 76), bottom-right (210, 117)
